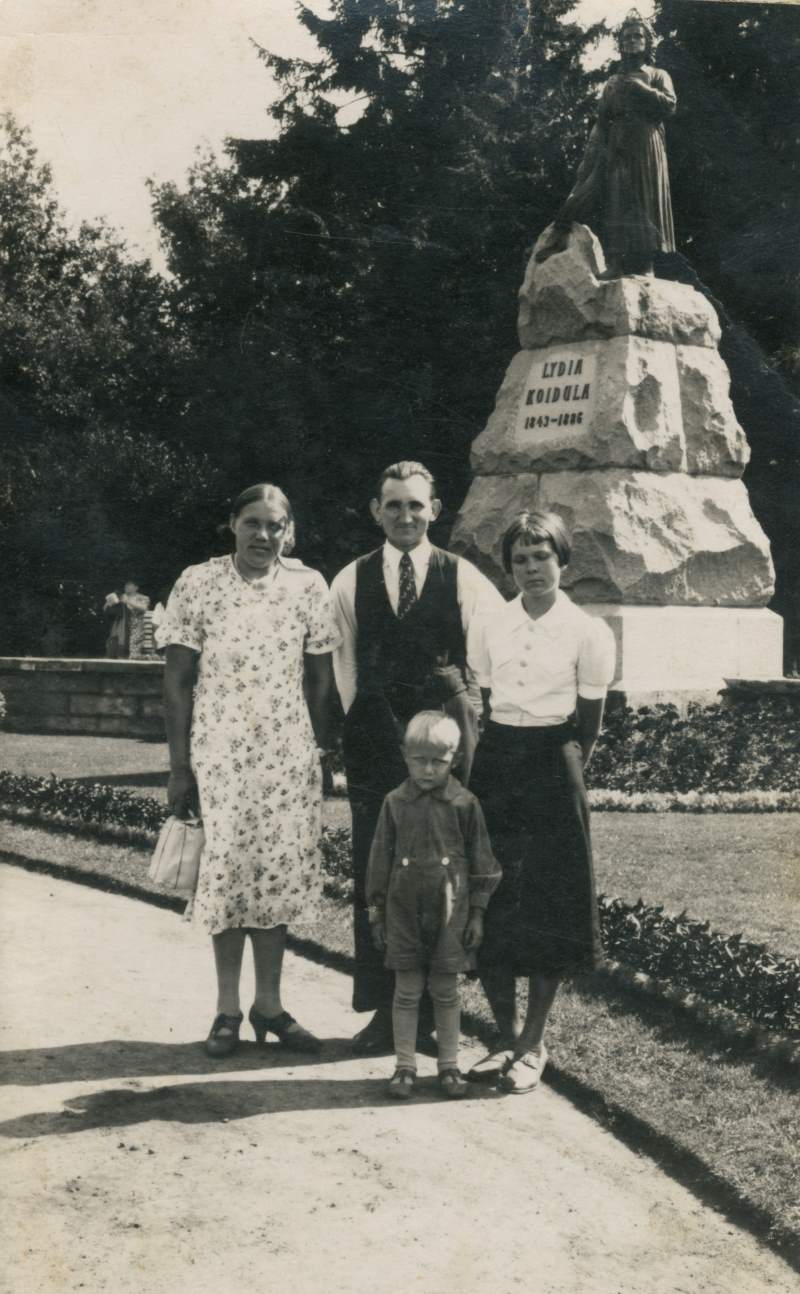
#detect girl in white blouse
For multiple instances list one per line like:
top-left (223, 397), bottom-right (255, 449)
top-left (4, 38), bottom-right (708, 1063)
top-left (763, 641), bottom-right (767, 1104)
top-left (467, 509), bottom-right (615, 1093)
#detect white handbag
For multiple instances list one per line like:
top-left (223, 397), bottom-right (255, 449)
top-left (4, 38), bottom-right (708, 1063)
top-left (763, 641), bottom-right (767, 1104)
top-left (148, 816), bottom-right (204, 896)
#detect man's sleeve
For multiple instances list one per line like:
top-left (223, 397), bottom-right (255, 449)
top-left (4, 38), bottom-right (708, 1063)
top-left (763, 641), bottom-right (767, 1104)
top-left (455, 558), bottom-right (505, 678)
top-left (330, 563), bottom-right (358, 715)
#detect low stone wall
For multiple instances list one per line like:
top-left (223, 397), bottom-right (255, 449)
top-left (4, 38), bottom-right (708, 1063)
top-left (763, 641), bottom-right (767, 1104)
top-left (0, 658), bottom-right (165, 739)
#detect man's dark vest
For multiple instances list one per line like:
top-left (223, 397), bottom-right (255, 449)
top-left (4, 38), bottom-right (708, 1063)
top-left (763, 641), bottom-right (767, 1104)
top-left (354, 546), bottom-right (467, 724)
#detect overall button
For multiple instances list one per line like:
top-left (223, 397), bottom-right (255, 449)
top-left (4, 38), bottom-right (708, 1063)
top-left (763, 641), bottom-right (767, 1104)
top-left (401, 857), bottom-right (409, 867)
top-left (441, 856), bottom-right (450, 866)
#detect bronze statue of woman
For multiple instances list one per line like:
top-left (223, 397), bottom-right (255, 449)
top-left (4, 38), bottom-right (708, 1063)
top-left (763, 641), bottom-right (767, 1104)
top-left (537, 10), bottom-right (676, 277)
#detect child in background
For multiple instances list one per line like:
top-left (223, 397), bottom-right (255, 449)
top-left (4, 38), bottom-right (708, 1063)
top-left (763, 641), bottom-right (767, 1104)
top-left (366, 712), bottom-right (501, 1099)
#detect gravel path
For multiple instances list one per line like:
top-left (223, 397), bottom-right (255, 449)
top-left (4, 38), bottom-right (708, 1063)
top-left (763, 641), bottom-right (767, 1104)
top-left (1, 865), bottom-right (796, 1294)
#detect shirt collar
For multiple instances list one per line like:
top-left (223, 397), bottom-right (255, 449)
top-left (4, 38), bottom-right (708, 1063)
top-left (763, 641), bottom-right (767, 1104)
top-left (399, 774), bottom-right (459, 803)
top-left (504, 590), bottom-right (570, 638)
top-left (383, 538), bottom-right (432, 577)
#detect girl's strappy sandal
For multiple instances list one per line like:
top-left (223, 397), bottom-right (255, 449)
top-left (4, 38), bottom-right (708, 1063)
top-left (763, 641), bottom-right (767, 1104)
top-left (438, 1068), bottom-right (469, 1099)
top-left (387, 1068), bottom-right (416, 1100)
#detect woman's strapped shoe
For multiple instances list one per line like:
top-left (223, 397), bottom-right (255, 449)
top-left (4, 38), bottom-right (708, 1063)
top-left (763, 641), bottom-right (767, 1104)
top-left (466, 1048), bottom-right (513, 1085)
top-left (205, 1012), bottom-right (243, 1058)
top-left (386, 1068), bottom-right (416, 1100)
top-left (249, 1006), bottom-right (322, 1054)
top-left (438, 1069), bottom-right (469, 1099)
top-left (499, 1046), bottom-right (549, 1094)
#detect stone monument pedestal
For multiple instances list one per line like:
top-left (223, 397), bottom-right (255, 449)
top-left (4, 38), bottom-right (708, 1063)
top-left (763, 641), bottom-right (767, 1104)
top-left (586, 605), bottom-right (783, 708)
top-left (452, 225), bottom-right (783, 705)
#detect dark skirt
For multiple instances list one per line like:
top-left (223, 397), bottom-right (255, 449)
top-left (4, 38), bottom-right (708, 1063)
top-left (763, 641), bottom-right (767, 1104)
top-left (470, 720), bottom-right (603, 978)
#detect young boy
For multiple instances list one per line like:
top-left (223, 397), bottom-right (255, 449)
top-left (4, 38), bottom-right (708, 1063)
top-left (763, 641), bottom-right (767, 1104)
top-left (366, 712), bottom-right (501, 1098)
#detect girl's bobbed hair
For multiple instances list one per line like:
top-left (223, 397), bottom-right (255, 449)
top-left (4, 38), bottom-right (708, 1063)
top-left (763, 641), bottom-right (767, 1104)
top-left (228, 483), bottom-right (295, 554)
top-left (501, 508), bottom-right (572, 572)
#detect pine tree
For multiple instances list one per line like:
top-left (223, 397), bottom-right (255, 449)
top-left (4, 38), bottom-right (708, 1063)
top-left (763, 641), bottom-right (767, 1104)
top-left (151, 0), bottom-right (602, 571)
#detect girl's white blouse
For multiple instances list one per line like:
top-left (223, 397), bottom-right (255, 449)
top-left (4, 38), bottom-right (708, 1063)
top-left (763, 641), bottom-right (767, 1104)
top-left (473, 591), bottom-right (616, 727)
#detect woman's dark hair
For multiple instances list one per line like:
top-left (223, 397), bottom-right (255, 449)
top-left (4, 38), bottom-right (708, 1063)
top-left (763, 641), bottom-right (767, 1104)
top-left (501, 509), bottom-right (572, 572)
top-left (228, 483), bottom-right (295, 554)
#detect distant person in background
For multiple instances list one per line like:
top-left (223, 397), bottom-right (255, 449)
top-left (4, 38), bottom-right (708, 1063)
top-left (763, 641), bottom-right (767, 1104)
top-left (103, 581), bottom-right (150, 659)
top-left (150, 584), bottom-right (174, 656)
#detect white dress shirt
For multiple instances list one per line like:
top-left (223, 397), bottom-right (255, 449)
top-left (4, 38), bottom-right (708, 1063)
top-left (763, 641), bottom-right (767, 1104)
top-left (330, 538), bottom-right (505, 714)
top-left (473, 590), bottom-right (616, 727)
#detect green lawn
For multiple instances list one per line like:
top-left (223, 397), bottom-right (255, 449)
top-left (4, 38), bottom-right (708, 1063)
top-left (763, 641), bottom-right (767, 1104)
top-left (1, 731), bottom-right (798, 954)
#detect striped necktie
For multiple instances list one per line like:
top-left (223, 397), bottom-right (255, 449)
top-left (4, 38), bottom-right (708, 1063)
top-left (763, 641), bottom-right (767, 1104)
top-left (397, 551), bottom-right (417, 619)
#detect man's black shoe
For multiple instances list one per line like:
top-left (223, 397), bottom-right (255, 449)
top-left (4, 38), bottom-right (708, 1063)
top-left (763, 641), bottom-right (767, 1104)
top-left (351, 1010), bottom-right (395, 1057)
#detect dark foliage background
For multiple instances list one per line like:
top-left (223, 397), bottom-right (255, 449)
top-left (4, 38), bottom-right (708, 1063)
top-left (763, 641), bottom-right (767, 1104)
top-left (1, 1), bottom-right (798, 661)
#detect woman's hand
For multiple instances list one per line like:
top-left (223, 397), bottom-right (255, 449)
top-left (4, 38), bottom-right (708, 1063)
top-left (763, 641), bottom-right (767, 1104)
top-left (463, 909), bottom-right (485, 951)
top-left (167, 768), bottom-right (200, 820)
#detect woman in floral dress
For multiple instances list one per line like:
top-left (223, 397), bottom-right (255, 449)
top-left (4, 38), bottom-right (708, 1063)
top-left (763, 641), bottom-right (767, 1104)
top-left (157, 484), bottom-right (340, 1057)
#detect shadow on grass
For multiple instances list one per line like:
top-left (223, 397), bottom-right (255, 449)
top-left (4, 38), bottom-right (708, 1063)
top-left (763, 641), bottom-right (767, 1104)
top-left (570, 972), bottom-right (800, 1094)
top-left (0, 1073), bottom-right (503, 1139)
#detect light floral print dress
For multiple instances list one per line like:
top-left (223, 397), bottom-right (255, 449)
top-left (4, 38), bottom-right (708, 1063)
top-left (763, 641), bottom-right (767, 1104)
top-left (156, 554), bottom-right (341, 935)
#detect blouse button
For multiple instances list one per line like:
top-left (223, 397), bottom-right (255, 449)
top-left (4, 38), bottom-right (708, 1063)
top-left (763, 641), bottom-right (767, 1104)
top-left (442, 856), bottom-right (450, 866)
top-left (401, 857), bottom-right (409, 867)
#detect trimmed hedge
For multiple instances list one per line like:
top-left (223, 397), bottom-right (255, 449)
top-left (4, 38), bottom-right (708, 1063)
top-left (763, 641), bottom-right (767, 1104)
top-left (589, 789), bottom-right (800, 813)
top-left (0, 771), bottom-right (164, 832)
top-left (1, 769), bottom-right (797, 1033)
top-left (590, 698), bottom-right (800, 794)
top-left (600, 898), bottom-right (800, 1034)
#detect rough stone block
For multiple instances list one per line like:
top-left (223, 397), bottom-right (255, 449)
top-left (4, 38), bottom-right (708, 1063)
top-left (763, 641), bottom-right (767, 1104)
top-left (676, 346), bottom-right (749, 475)
top-left (518, 224), bottom-right (720, 350)
top-left (140, 699), bottom-right (166, 721)
top-left (451, 469), bottom-right (775, 606)
top-left (472, 338), bottom-right (682, 475)
top-left (101, 673), bottom-right (163, 696)
top-left (70, 695), bottom-right (138, 718)
top-left (472, 337), bottom-right (748, 479)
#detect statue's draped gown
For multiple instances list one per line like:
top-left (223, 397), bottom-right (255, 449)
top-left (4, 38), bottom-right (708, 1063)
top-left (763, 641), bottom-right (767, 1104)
top-left (558, 64), bottom-right (676, 266)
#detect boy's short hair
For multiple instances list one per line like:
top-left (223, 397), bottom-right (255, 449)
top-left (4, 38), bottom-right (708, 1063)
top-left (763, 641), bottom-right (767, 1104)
top-left (404, 710), bottom-right (461, 752)
top-left (501, 507), bottom-right (572, 572)
top-left (376, 461), bottom-right (436, 500)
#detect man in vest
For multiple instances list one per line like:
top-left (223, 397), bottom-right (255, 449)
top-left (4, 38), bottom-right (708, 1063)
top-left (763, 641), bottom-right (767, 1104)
top-left (331, 461), bottom-right (504, 1055)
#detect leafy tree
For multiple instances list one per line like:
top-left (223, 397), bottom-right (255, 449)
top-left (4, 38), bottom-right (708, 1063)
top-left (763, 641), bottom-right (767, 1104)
top-left (650, 5), bottom-right (800, 666)
top-left (0, 115), bottom-right (216, 654)
top-left (151, 0), bottom-right (603, 574)
top-left (654, 1), bottom-right (800, 381)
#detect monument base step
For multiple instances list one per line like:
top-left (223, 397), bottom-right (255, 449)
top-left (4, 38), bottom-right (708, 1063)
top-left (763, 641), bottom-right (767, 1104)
top-left (584, 605), bottom-right (783, 711)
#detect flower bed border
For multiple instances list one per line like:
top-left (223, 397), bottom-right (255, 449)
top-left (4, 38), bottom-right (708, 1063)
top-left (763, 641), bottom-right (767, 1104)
top-left (1, 770), bottom-right (797, 1034)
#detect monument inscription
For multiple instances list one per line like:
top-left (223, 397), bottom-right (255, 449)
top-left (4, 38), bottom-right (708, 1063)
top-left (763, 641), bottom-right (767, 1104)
top-left (516, 350), bottom-right (597, 437)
